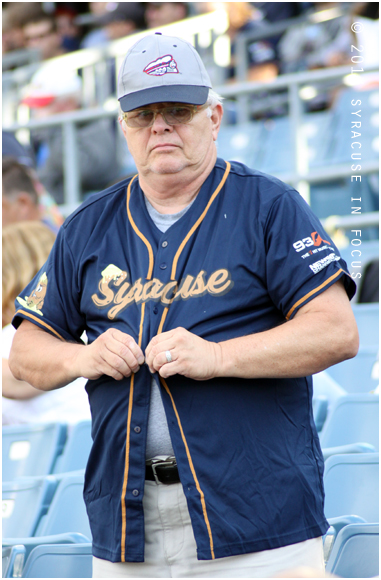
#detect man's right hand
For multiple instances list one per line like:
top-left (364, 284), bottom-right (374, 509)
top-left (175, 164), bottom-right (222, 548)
top-left (9, 321), bottom-right (145, 391)
top-left (75, 328), bottom-right (145, 381)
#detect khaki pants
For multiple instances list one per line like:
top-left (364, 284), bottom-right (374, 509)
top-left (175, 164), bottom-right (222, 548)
top-left (93, 480), bottom-right (324, 578)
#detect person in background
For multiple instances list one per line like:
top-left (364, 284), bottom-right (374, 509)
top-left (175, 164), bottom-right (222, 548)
top-left (2, 155), bottom-right (63, 234)
top-left (23, 9), bottom-right (66, 61)
top-left (2, 2), bottom-right (44, 55)
top-left (2, 220), bottom-right (90, 426)
top-left (22, 64), bottom-right (119, 204)
top-left (144, 2), bottom-right (189, 29)
top-left (98, 2), bottom-right (146, 42)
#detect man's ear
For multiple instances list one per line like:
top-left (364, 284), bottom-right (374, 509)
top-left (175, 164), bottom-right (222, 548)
top-left (210, 104), bottom-right (223, 142)
top-left (118, 116), bottom-right (128, 137)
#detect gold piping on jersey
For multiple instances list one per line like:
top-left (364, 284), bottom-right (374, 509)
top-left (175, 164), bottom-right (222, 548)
top-left (160, 377), bottom-right (215, 560)
top-left (286, 269), bottom-right (344, 320)
top-left (121, 177), bottom-right (155, 561)
top-left (158, 161), bottom-right (231, 335)
top-left (126, 175), bottom-right (155, 279)
top-left (15, 310), bottom-right (65, 341)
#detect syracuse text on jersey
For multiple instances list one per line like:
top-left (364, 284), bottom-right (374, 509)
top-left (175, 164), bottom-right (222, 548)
top-left (91, 264), bottom-right (234, 320)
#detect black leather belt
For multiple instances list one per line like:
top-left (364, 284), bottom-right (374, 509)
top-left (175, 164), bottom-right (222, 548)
top-left (145, 460), bottom-right (180, 484)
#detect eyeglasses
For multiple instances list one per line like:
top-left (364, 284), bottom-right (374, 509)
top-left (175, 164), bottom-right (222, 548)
top-left (121, 103), bottom-right (209, 128)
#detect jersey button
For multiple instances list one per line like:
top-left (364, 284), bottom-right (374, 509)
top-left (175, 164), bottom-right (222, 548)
top-left (160, 263), bottom-right (167, 270)
top-left (161, 241), bottom-right (168, 248)
top-left (153, 306), bottom-right (158, 314)
top-left (132, 489), bottom-right (139, 497)
top-left (134, 426), bottom-right (141, 433)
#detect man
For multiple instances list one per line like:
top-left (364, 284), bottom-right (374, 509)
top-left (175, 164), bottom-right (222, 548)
top-left (10, 33), bottom-right (359, 578)
top-left (145, 2), bottom-right (189, 29)
top-left (22, 65), bottom-right (119, 204)
top-left (23, 10), bottom-right (65, 61)
top-left (2, 155), bottom-right (62, 233)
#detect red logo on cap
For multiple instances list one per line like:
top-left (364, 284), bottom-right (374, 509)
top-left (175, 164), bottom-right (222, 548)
top-left (143, 54), bottom-right (179, 76)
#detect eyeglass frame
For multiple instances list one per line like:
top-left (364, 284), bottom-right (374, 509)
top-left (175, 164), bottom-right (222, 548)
top-left (120, 102), bottom-right (210, 128)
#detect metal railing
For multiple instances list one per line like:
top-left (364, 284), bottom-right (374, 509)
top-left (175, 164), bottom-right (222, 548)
top-left (3, 63), bottom-right (378, 216)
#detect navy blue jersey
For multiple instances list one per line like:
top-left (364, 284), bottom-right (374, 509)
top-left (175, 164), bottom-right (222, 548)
top-left (13, 159), bottom-right (355, 563)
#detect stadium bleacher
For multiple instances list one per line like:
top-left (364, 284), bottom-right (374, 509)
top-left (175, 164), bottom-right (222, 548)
top-left (2, 2), bottom-right (379, 578)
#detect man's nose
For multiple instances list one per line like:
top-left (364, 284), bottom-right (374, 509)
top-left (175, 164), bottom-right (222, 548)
top-left (151, 112), bottom-right (173, 132)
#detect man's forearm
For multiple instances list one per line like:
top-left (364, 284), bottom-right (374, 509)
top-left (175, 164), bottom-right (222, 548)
top-left (9, 321), bottom-right (85, 391)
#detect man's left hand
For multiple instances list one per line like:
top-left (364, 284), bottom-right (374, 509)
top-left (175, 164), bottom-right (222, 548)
top-left (145, 327), bottom-right (222, 380)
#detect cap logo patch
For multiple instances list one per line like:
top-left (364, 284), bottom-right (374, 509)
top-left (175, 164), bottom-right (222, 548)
top-left (143, 54), bottom-right (179, 76)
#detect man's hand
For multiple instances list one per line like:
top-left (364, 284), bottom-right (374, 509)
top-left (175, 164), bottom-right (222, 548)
top-left (74, 329), bottom-right (145, 381)
top-left (145, 327), bottom-right (222, 380)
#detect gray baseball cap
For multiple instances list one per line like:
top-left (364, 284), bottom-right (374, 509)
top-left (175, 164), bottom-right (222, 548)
top-left (118, 33), bottom-right (212, 112)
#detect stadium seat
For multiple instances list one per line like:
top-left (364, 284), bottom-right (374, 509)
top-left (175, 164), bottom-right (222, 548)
top-left (2, 423), bottom-right (67, 481)
top-left (325, 523), bottom-right (379, 578)
top-left (216, 122), bottom-right (262, 168)
top-left (256, 117), bottom-right (294, 174)
top-left (351, 303), bottom-right (379, 348)
top-left (322, 442), bottom-right (376, 461)
top-left (53, 420), bottom-right (92, 474)
top-left (312, 396), bottom-right (328, 432)
top-left (328, 87), bottom-right (379, 165)
top-left (2, 476), bottom-right (58, 538)
top-left (323, 453), bottom-right (379, 522)
top-left (20, 542), bottom-right (93, 578)
top-left (302, 110), bottom-right (334, 169)
top-left (327, 348), bottom-right (379, 393)
top-left (323, 514), bottom-right (367, 565)
top-left (2, 533), bottom-right (89, 578)
top-left (319, 394), bottom-right (379, 450)
top-left (2, 544), bottom-right (25, 579)
top-left (34, 471), bottom-right (92, 540)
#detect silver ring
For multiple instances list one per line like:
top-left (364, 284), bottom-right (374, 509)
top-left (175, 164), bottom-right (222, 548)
top-left (165, 350), bottom-right (172, 363)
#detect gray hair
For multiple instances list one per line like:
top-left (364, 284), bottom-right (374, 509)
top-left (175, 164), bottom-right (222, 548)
top-left (206, 89), bottom-right (224, 118)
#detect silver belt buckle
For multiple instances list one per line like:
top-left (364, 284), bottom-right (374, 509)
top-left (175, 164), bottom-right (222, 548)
top-left (151, 457), bottom-right (177, 484)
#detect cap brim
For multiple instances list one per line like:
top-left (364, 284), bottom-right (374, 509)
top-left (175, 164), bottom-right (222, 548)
top-left (119, 85), bottom-right (209, 112)
top-left (22, 95), bottom-right (55, 108)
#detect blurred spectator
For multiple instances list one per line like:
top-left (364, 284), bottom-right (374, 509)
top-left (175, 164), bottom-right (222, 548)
top-left (23, 8), bottom-right (66, 60)
top-left (2, 220), bottom-right (90, 426)
top-left (278, 3), bottom-right (354, 73)
top-left (99, 2), bottom-right (146, 41)
top-left (209, 2), bottom-right (280, 82)
top-left (55, 5), bottom-right (84, 53)
top-left (2, 2), bottom-right (44, 54)
top-left (79, 2), bottom-right (109, 49)
top-left (22, 64), bottom-right (119, 204)
top-left (145, 2), bottom-right (189, 29)
top-left (2, 153), bottom-right (63, 233)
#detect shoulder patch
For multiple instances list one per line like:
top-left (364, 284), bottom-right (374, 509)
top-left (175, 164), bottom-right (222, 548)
top-left (16, 272), bottom-right (48, 316)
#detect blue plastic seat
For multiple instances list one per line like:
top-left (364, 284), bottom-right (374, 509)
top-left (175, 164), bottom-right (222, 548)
top-left (2, 423), bottom-right (67, 481)
top-left (312, 396), bottom-right (328, 432)
top-left (2, 533), bottom-right (88, 578)
top-left (35, 471), bottom-right (92, 540)
top-left (216, 122), bottom-right (262, 168)
top-left (256, 117), bottom-right (294, 174)
top-left (319, 394), bottom-right (379, 450)
top-left (20, 542), bottom-right (93, 578)
top-left (325, 523), bottom-right (379, 578)
top-left (2, 544), bottom-right (26, 578)
top-left (351, 303), bottom-right (379, 349)
top-left (326, 348), bottom-right (379, 393)
top-left (2, 476), bottom-right (58, 538)
top-left (324, 453), bottom-right (379, 522)
top-left (54, 421), bottom-right (92, 474)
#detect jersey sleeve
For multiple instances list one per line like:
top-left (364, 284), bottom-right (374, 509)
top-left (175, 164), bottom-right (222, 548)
top-left (263, 189), bottom-right (356, 320)
top-left (12, 226), bottom-right (85, 342)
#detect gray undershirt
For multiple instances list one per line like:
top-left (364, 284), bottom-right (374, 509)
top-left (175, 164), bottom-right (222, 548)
top-left (144, 196), bottom-right (195, 460)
